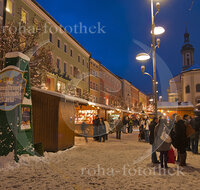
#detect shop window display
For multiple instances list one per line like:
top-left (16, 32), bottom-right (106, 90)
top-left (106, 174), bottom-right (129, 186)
top-left (75, 110), bottom-right (98, 124)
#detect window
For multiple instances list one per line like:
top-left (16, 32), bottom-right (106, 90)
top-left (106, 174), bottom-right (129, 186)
top-left (70, 49), bottom-right (73, 57)
top-left (64, 63), bottom-right (67, 73)
top-left (186, 85), bottom-right (190, 94)
top-left (90, 81), bottom-right (92, 88)
top-left (6, 0), bottom-right (13, 14)
top-left (93, 83), bottom-right (95, 89)
top-left (57, 39), bottom-right (61, 48)
top-left (57, 58), bottom-right (60, 69)
top-left (64, 44), bottom-right (67, 53)
top-left (49, 33), bottom-right (53, 43)
top-left (96, 84), bottom-right (98, 90)
top-left (70, 65), bottom-right (73, 75)
top-left (82, 59), bottom-right (85, 66)
top-left (78, 55), bottom-right (80, 63)
top-left (196, 84), bottom-right (200, 93)
top-left (186, 53), bottom-right (190, 66)
top-left (21, 9), bottom-right (27, 24)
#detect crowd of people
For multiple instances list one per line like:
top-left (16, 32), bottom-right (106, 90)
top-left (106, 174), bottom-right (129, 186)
top-left (122, 115), bottom-right (151, 143)
top-left (82, 109), bottom-right (200, 169)
top-left (149, 111), bottom-right (200, 168)
top-left (84, 115), bottom-right (109, 143)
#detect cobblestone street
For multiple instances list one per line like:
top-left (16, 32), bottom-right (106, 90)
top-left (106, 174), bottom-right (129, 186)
top-left (1, 133), bottom-right (200, 190)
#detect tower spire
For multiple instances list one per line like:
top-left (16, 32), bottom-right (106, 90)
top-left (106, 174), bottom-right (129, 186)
top-left (184, 24), bottom-right (190, 43)
top-left (181, 26), bottom-right (194, 71)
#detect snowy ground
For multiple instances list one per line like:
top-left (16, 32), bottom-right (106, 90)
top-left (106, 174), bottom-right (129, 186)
top-left (0, 133), bottom-right (200, 190)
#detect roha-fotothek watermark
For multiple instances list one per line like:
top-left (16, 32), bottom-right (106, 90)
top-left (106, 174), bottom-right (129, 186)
top-left (81, 164), bottom-right (185, 177)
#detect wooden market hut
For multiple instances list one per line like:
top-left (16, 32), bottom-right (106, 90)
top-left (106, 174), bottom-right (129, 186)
top-left (158, 102), bottom-right (195, 118)
top-left (31, 88), bottom-right (77, 152)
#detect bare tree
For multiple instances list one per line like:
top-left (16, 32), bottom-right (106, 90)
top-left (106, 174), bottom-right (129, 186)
top-left (0, 21), bottom-right (55, 88)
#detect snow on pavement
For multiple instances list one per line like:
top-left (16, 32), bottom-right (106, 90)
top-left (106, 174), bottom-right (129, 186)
top-left (0, 133), bottom-right (200, 190)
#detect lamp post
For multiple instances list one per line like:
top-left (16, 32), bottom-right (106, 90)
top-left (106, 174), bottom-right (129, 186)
top-left (151, 0), bottom-right (158, 117)
top-left (136, 0), bottom-right (165, 117)
top-left (141, 65), bottom-right (155, 113)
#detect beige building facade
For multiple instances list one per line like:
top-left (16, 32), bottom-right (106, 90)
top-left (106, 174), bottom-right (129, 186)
top-left (4, 0), bottom-right (91, 99)
top-left (89, 58), bottom-right (100, 103)
top-left (168, 30), bottom-right (200, 106)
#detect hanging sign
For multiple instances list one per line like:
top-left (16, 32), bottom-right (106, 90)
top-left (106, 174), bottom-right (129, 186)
top-left (0, 66), bottom-right (27, 111)
top-left (21, 106), bottom-right (31, 130)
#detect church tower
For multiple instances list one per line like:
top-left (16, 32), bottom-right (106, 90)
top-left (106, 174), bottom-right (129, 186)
top-left (181, 28), bottom-right (194, 71)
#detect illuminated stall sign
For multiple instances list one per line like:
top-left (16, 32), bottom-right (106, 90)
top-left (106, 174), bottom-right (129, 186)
top-left (0, 67), bottom-right (27, 111)
top-left (21, 106), bottom-right (31, 130)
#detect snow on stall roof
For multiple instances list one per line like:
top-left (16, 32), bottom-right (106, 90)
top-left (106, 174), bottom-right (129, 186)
top-left (5, 52), bottom-right (30, 62)
top-left (31, 87), bottom-right (137, 114)
top-left (158, 101), bottom-right (194, 109)
top-left (32, 87), bottom-right (88, 104)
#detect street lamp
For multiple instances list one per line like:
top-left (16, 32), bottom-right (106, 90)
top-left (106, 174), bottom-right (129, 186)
top-left (136, 53), bottom-right (151, 61)
top-left (151, 26), bottom-right (165, 36)
top-left (136, 0), bottom-right (165, 117)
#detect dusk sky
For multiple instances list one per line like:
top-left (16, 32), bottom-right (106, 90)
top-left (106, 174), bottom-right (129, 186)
top-left (36, 0), bottom-right (200, 100)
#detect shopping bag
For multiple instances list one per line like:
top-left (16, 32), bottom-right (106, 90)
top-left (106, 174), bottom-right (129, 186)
top-left (160, 126), bottom-right (172, 143)
top-left (168, 148), bottom-right (175, 164)
top-left (186, 124), bottom-right (195, 138)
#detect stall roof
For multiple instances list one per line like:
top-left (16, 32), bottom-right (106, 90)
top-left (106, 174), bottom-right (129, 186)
top-left (32, 87), bottom-right (88, 105)
top-left (158, 102), bottom-right (194, 109)
top-left (32, 88), bottom-right (137, 113)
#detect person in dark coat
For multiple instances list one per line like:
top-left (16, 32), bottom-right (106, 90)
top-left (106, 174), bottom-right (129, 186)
top-left (128, 118), bottom-right (133, 133)
top-left (122, 116), bottom-right (128, 133)
top-left (149, 117), bottom-right (159, 164)
top-left (93, 115), bottom-right (100, 141)
top-left (81, 120), bottom-right (88, 143)
top-left (191, 111), bottom-right (200, 154)
top-left (183, 114), bottom-right (192, 151)
top-left (175, 115), bottom-right (187, 166)
top-left (116, 117), bottom-right (123, 139)
top-left (99, 118), bottom-right (106, 142)
top-left (154, 118), bottom-right (172, 168)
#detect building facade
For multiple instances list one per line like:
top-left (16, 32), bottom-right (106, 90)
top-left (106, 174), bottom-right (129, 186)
top-left (121, 79), bottom-right (131, 110)
top-left (139, 91), bottom-right (148, 111)
top-left (168, 30), bottom-right (200, 106)
top-left (168, 74), bottom-right (182, 103)
top-left (99, 65), bottom-right (122, 107)
top-left (181, 69), bottom-right (200, 105)
top-left (4, 0), bottom-right (91, 99)
top-left (131, 85), bottom-right (139, 111)
top-left (2, 0), bottom-right (149, 113)
top-left (120, 79), bottom-right (140, 111)
top-left (89, 58), bottom-right (100, 103)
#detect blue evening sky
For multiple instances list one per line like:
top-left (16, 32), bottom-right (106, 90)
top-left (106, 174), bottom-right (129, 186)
top-left (36, 0), bottom-right (200, 100)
